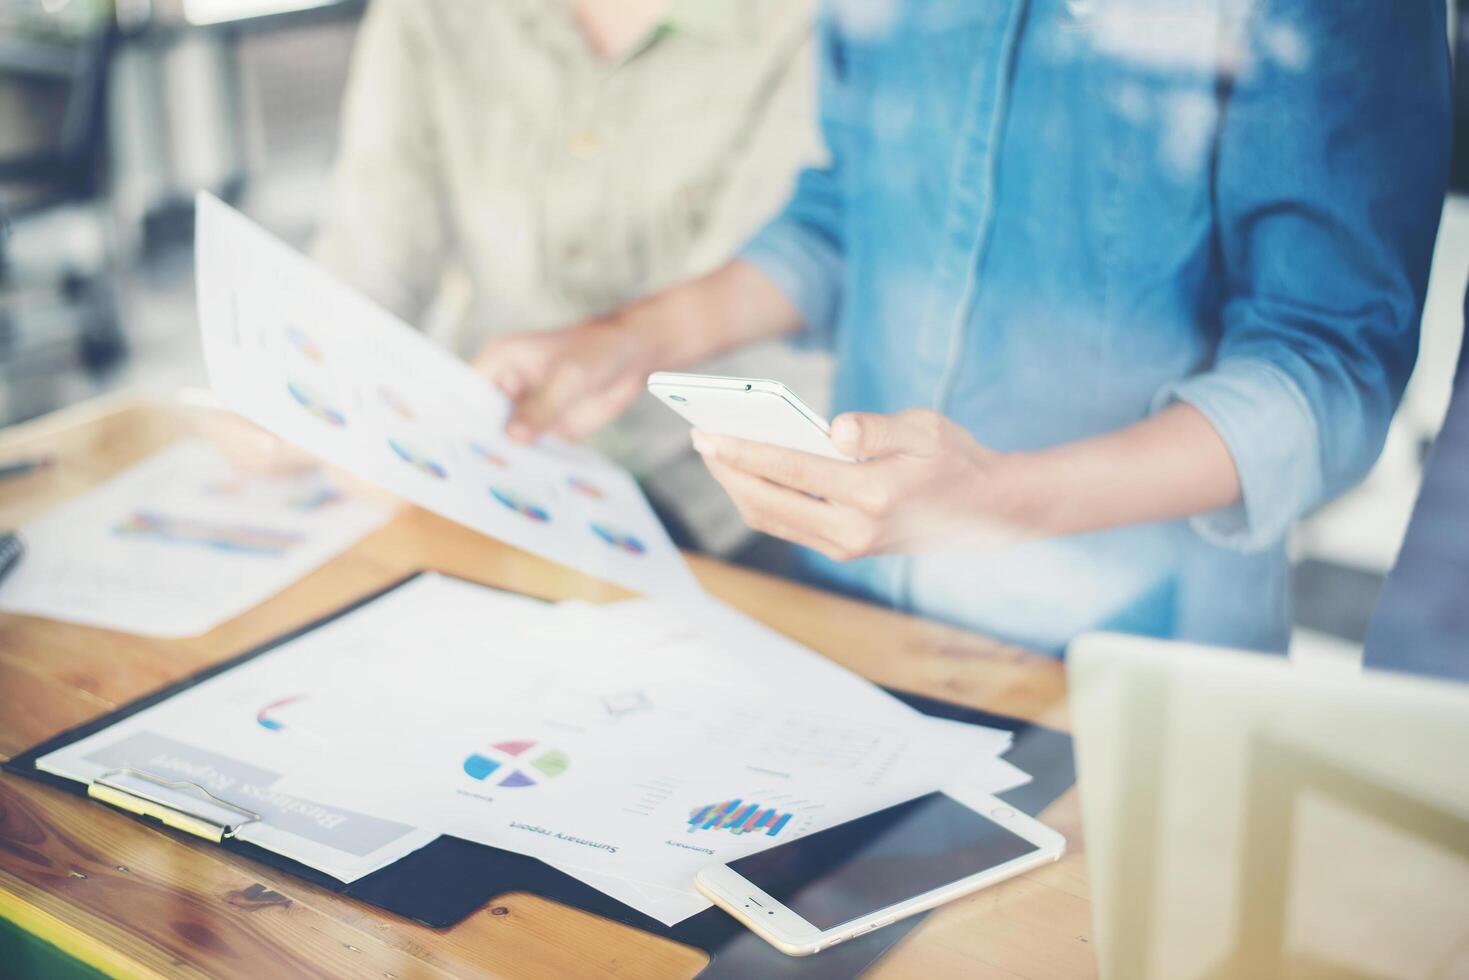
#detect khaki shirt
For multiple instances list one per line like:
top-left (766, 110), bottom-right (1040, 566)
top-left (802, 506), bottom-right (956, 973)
top-left (314, 0), bottom-right (829, 551)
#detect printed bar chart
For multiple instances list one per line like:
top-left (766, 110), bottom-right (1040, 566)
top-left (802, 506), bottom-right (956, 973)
top-left (115, 511), bottom-right (305, 557)
top-left (687, 799), bottom-right (794, 837)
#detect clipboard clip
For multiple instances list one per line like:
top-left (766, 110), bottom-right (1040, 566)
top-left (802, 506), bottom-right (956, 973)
top-left (87, 768), bottom-right (262, 843)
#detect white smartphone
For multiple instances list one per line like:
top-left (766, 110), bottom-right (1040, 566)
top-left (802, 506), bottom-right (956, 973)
top-left (694, 788), bottom-right (1065, 957)
top-left (646, 372), bottom-right (849, 460)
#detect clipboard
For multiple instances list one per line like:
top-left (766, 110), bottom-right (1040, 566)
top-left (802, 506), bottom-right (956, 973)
top-left (3, 572), bottom-right (1076, 978)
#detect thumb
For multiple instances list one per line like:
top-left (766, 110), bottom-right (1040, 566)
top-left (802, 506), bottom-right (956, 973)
top-left (472, 343), bottom-right (532, 401)
top-left (831, 409), bottom-right (945, 458)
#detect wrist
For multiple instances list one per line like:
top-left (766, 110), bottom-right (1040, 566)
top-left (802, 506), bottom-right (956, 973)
top-left (614, 277), bottom-right (733, 373)
top-left (989, 449), bottom-right (1070, 540)
top-left (612, 259), bottom-right (801, 373)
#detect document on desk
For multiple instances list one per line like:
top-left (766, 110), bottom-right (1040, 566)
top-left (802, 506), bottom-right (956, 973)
top-left (33, 575), bottom-right (550, 880)
top-left (257, 578), bottom-right (1016, 924)
top-left (514, 597), bottom-right (1035, 922)
top-left (193, 193), bottom-right (697, 599)
top-left (0, 439), bottom-right (393, 637)
top-left (33, 574), bottom-right (1016, 916)
top-left (27, 587), bottom-right (486, 880)
top-left (540, 730), bottom-right (1036, 925)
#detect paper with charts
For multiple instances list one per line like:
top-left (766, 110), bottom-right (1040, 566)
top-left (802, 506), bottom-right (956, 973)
top-left (0, 439), bottom-right (393, 637)
top-left (194, 193), bottom-right (696, 598)
top-left (245, 576), bottom-right (1013, 925)
top-left (31, 584), bottom-right (462, 880)
top-left (39, 575), bottom-right (1018, 923)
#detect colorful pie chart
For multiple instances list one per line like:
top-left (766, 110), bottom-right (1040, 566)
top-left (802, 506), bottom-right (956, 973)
top-left (591, 522), bottom-right (647, 555)
top-left (285, 325), bottom-right (324, 364)
top-left (388, 438), bottom-right (448, 479)
top-left (491, 486), bottom-right (551, 523)
top-left (378, 385), bottom-right (416, 421)
top-left (566, 475), bottom-right (607, 500)
top-left (287, 381), bottom-right (346, 428)
top-left (462, 739), bottom-right (570, 788)
top-left (256, 694), bottom-right (307, 732)
top-left (470, 442), bottom-right (511, 468)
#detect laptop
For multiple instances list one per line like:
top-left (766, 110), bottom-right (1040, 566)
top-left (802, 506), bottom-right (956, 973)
top-left (1067, 634), bottom-right (1469, 980)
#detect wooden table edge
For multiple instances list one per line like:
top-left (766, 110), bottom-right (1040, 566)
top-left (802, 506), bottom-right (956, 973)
top-left (0, 866), bottom-right (161, 980)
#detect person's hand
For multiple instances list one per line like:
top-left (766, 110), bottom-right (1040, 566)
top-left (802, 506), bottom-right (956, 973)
top-left (201, 411), bottom-right (319, 476)
top-left (197, 408), bottom-right (394, 505)
top-left (691, 409), bottom-right (1038, 561)
top-left (472, 314), bottom-right (660, 444)
top-left (472, 260), bottom-right (811, 444)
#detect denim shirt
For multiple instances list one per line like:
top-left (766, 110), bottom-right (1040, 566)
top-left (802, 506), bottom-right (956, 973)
top-left (741, 0), bottom-right (1450, 654)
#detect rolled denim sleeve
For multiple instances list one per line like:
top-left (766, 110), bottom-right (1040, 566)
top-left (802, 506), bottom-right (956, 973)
top-left (740, 183), bottom-right (844, 348)
top-left (738, 17), bottom-right (849, 349)
top-left (1155, 358), bottom-right (1322, 549)
top-left (1171, 0), bottom-right (1450, 552)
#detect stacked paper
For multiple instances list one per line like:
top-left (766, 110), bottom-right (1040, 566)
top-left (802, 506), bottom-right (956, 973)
top-left (37, 574), bottom-right (1028, 924)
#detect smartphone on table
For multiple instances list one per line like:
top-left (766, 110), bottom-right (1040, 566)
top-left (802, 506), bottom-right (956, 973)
top-left (694, 788), bottom-right (1065, 956)
top-left (646, 372), bottom-right (849, 460)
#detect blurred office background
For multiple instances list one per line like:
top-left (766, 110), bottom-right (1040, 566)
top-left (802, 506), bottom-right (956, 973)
top-left (1, 0), bottom-right (1465, 665)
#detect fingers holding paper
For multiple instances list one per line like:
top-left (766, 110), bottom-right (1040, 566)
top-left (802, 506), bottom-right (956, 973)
top-left (472, 317), bottom-right (655, 444)
top-left (198, 407), bottom-right (320, 477)
top-left (692, 409), bottom-right (1035, 560)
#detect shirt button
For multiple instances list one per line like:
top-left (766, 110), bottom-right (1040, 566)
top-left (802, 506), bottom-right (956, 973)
top-left (569, 130), bottom-right (603, 159)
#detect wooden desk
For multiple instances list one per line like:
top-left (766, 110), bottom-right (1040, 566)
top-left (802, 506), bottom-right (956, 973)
top-left (0, 399), bottom-right (1093, 979)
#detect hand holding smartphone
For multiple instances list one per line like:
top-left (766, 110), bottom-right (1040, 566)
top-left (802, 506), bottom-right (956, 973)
top-left (647, 372), bottom-right (850, 461)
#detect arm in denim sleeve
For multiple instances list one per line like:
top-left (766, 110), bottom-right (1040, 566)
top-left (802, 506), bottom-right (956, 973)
top-left (1159, 0), bottom-right (1452, 551)
top-left (738, 16), bottom-right (848, 349)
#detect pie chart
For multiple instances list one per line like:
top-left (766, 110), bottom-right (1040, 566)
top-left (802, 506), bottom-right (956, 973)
top-left (378, 385), bottom-right (416, 421)
top-left (590, 522), bottom-right (647, 555)
top-left (285, 324), bottom-right (324, 364)
top-left (287, 381), bottom-right (346, 428)
top-left (490, 487), bottom-right (551, 523)
top-left (256, 694), bottom-right (308, 732)
top-left (462, 739), bottom-right (570, 788)
top-left (566, 475), bottom-right (607, 500)
top-left (388, 438), bottom-right (448, 479)
top-left (469, 442), bottom-right (511, 468)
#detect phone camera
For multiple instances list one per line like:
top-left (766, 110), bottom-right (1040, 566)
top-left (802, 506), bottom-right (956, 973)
top-left (744, 384), bottom-right (752, 391)
top-left (669, 394), bottom-right (687, 403)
